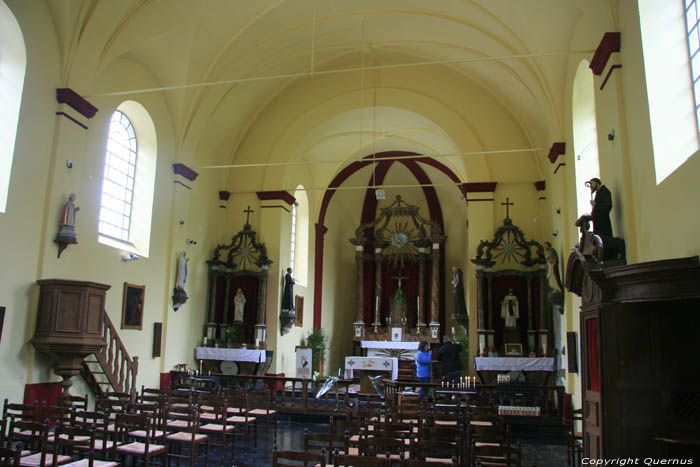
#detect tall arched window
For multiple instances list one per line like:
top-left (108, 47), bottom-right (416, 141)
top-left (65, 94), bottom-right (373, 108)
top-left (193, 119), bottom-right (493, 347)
top-left (98, 101), bottom-right (157, 256)
top-left (292, 186), bottom-right (309, 286)
top-left (0, 2), bottom-right (26, 213)
top-left (572, 60), bottom-right (600, 217)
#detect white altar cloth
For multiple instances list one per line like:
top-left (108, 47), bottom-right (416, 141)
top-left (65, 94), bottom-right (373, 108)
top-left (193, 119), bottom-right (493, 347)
top-left (474, 357), bottom-right (555, 372)
top-left (361, 341), bottom-right (419, 350)
top-left (344, 356), bottom-right (398, 380)
top-left (195, 347), bottom-right (265, 363)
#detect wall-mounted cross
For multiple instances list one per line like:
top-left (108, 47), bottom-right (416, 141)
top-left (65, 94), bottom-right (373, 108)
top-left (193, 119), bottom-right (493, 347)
top-left (502, 197), bottom-right (514, 218)
top-left (244, 206), bottom-right (254, 224)
top-left (392, 271), bottom-right (407, 290)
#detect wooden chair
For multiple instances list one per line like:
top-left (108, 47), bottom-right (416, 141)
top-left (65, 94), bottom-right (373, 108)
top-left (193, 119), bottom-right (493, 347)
top-left (399, 458), bottom-right (458, 466)
top-left (2, 400), bottom-right (39, 439)
top-left (564, 408), bottom-right (583, 467)
top-left (224, 393), bottom-right (257, 450)
top-left (112, 413), bottom-right (167, 466)
top-left (359, 435), bottom-right (409, 461)
top-left (410, 438), bottom-right (459, 464)
top-left (0, 442), bottom-right (22, 467)
top-left (8, 419), bottom-right (71, 467)
top-left (331, 448), bottom-right (389, 466)
top-left (471, 442), bottom-right (521, 467)
top-left (164, 406), bottom-right (210, 467)
top-left (272, 445), bottom-right (325, 467)
top-left (247, 389), bottom-right (278, 438)
top-left (71, 411), bottom-right (114, 461)
top-left (50, 424), bottom-right (118, 467)
top-left (41, 404), bottom-right (74, 444)
top-left (126, 402), bottom-right (166, 445)
top-left (304, 429), bottom-right (348, 464)
top-left (329, 417), bottom-right (367, 450)
top-left (57, 395), bottom-right (88, 412)
top-left (197, 400), bottom-right (235, 463)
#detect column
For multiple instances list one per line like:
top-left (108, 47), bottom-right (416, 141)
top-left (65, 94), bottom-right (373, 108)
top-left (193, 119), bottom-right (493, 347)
top-left (527, 275), bottom-right (536, 353)
top-left (313, 223), bottom-right (328, 329)
top-left (429, 243), bottom-right (441, 340)
top-left (372, 248), bottom-right (382, 329)
top-left (417, 249), bottom-right (427, 332)
top-left (255, 267), bottom-right (269, 348)
top-left (476, 269), bottom-right (486, 355)
top-left (353, 245), bottom-right (366, 338)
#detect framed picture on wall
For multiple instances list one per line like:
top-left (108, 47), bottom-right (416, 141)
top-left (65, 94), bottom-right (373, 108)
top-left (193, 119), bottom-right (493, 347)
top-left (122, 283), bottom-right (145, 330)
top-left (295, 295), bottom-right (304, 327)
top-left (504, 343), bottom-right (523, 356)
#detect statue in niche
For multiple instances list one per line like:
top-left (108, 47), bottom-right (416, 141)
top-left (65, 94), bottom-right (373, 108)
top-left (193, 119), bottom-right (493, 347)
top-left (234, 288), bottom-right (246, 322)
top-left (451, 265), bottom-right (469, 328)
top-left (280, 267), bottom-right (295, 335)
top-left (544, 241), bottom-right (564, 312)
top-left (500, 289), bottom-right (519, 328)
top-left (172, 251), bottom-right (189, 311)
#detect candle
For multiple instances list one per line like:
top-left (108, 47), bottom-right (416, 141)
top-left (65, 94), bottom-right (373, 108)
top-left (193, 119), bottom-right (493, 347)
top-left (451, 326), bottom-right (455, 336)
top-left (417, 296), bottom-right (420, 311)
top-left (376, 296), bottom-right (379, 310)
top-left (255, 338), bottom-right (260, 348)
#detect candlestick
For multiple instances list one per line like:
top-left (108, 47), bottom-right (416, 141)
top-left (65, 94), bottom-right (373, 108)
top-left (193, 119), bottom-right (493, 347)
top-left (199, 359), bottom-right (202, 374)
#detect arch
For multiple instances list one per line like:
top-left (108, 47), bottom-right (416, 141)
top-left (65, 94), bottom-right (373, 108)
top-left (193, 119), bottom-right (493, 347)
top-left (572, 60), bottom-right (600, 217)
top-left (98, 101), bottom-right (157, 257)
top-left (313, 151), bottom-right (460, 329)
top-left (293, 185), bottom-right (309, 286)
top-left (0, 2), bottom-right (26, 213)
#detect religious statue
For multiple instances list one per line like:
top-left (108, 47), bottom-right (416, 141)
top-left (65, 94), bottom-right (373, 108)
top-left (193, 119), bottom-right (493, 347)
top-left (587, 177), bottom-right (613, 237)
top-left (280, 267), bottom-right (295, 335)
top-left (55, 193), bottom-right (80, 257)
top-left (500, 289), bottom-right (519, 328)
top-left (234, 288), bottom-right (246, 322)
top-left (451, 265), bottom-right (469, 328)
top-left (544, 242), bottom-right (564, 311)
top-left (172, 251), bottom-right (189, 311)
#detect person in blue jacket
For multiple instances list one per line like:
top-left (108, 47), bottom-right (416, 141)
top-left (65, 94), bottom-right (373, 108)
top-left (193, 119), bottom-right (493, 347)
top-left (416, 340), bottom-right (432, 400)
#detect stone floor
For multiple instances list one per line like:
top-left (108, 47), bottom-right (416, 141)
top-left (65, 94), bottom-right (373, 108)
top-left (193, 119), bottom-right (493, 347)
top-left (201, 416), bottom-right (569, 467)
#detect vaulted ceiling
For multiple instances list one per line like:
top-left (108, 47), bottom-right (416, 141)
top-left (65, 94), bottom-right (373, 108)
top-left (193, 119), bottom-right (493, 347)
top-left (45, 0), bottom-right (615, 185)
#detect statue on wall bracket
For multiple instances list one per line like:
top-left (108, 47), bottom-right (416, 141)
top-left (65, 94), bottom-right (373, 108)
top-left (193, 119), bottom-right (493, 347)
top-left (280, 267), bottom-right (295, 335)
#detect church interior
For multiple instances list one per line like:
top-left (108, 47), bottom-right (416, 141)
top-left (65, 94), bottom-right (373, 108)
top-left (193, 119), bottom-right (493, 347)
top-left (1, 0), bottom-right (700, 464)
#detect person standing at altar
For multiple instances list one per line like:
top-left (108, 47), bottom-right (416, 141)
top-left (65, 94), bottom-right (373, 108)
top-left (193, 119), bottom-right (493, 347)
top-left (416, 341), bottom-right (431, 400)
top-left (438, 335), bottom-right (463, 385)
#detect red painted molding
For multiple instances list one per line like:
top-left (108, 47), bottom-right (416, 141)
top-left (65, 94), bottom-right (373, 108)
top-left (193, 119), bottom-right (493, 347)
top-left (256, 191), bottom-right (296, 205)
top-left (56, 88), bottom-right (98, 119)
top-left (219, 191), bottom-right (231, 201)
top-left (590, 32), bottom-right (621, 76)
top-left (466, 198), bottom-right (494, 203)
top-left (462, 182), bottom-right (497, 193)
top-left (534, 181), bottom-right (546, 191)
top-left (600, 64), bottom-right (622, 90)
top-left (548, 143), bottom-right (566, 164)
top-left (55, 111), bottom-right (88, 130)
top-left (554, 162), bottom-right (566, 174)
top-left (172, 163), bottom-right (199, 181)
top-left (313, 223), bottom-right (328, 329)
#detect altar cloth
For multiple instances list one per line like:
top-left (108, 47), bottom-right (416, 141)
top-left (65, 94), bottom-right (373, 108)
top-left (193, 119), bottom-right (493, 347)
top-left (474, 357), bottom-right (555, 372)
top-left (344, 356), bottom-right (398, 380)
top-left (195, 347), bottom-right (265, 363)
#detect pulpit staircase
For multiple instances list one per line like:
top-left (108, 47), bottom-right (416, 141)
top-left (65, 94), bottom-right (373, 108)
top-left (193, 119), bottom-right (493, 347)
top-left (81, 312), bottom-right (139, 398)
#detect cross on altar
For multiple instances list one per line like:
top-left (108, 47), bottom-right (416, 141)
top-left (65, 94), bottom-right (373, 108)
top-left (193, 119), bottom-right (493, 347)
top-left (244, 206), bottom-right (254, 224)
top-left (502, 197), bottom-right (514, 219)
top-left (392, 272), bottom-right (407, 290)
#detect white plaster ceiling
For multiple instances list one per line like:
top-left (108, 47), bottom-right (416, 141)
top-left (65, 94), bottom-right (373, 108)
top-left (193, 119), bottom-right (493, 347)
top-left (45, 0), bottom-right (615, 182)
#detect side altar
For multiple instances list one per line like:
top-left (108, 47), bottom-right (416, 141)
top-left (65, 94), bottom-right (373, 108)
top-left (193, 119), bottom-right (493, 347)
top-left (349, 195), bottom-right (445, 348)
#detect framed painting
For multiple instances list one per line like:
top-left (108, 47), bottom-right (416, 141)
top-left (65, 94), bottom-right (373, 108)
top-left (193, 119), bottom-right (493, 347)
top-left (504, 343), bottom-right (523, 357)
top-left (391, 327), bottom-right (403, 342)
top-left (294, 295), bottom-right (304, 327)
top-left (122, 283), bottom-right (145, 330)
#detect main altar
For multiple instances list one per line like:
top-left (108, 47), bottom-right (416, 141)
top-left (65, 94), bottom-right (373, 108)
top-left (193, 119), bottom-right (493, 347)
top-left (349, 195), bottom-right (445, 352)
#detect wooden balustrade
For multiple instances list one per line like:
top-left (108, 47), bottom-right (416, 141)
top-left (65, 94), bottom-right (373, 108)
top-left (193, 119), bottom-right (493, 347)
top-left (87, 312), bottom-right (139, 397)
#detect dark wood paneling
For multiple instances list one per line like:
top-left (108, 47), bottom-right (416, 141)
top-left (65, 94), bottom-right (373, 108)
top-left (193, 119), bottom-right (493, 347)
top-left (56, 291), bottom-right (82, 332)
top-left (153, 322), bottom-right (162, 358)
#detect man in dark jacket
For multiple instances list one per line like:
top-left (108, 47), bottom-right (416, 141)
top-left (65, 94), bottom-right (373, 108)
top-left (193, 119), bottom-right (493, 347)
top-left (438, 335), bottom-right (462, 384)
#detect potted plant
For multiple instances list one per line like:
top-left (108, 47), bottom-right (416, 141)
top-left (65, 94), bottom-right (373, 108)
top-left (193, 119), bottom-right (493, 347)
top-left (223, 326), bottom-right (237, 348)
top-left (304, 328), bottom-right (328, 374)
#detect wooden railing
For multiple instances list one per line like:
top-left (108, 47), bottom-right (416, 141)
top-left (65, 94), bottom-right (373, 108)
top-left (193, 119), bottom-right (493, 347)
top-left (83, 312), bottom-right (138, 397)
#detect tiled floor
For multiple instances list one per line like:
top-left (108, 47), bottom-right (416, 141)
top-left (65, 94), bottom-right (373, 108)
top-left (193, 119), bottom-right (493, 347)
top-left (203, 416), bottom-right (569, 467)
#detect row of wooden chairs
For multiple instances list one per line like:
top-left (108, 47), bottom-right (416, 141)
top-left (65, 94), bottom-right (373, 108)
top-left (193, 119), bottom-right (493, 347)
top-left (272, 445), bottom-right (459, 466)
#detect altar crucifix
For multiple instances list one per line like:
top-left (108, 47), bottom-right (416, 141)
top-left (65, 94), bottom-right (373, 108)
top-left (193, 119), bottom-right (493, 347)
top-left (389, 271), bottom-right (408, 327)
top-left (502, 197), bottom-right (514, 219)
